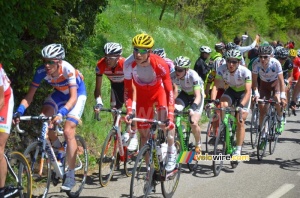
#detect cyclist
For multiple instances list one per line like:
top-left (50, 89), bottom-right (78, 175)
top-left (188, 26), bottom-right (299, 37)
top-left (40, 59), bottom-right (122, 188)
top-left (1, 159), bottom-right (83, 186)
top-left (194, 45), bottom-right (212, 83)
top-left (171, 56), bottom-right (204, 158)
top-left (210, 49), bottom-right (252, 156)
top-left (124, 33), bottom-right (176, 172)
top-left (0, 63), bottom-right (14, 196)
top-left (94, 42), bottom-right (138, 151)
top-left (290, 49), bottom-right (300, 110)
top-left (225, 42), bottom-right (248, 67)
top-left (252, 45), bottom-right (286, 136)
top-left (13, 44), bottom-right (87, 191)
top-left (152, 48), bottom-right (175, 74)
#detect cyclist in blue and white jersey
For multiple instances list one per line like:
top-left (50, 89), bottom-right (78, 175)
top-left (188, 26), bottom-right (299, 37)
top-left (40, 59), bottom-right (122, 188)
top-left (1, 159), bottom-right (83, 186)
top-left (14, 44), bottom-right (86, 191)
top-left (210, 49), bottom-right (252, 156)
top-left (171, 56), bottom-right (204, 157)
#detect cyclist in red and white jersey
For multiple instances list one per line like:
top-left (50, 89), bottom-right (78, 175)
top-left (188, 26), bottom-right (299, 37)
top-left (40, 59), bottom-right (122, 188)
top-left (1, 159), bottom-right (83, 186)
top-left (0, 63), bottom-right (14, 196)
top-left (290, 49), bottom-right (300, 110)
top-left (13, 44), bottom-right (86, 191)
top-left (124, 33), bottom-right (176, 172)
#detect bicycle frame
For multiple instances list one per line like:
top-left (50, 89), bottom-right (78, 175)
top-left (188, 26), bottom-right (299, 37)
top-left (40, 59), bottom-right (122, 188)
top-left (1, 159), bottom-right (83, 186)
top-left (175, 111), bottom-right (191, 152)
top-left (4, 154), bottom-right (19, 197)
top-left (222, 108), bottom-right (238, 155)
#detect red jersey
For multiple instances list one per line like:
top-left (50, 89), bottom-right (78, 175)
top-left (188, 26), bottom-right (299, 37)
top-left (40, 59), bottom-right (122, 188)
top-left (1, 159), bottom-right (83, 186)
top-left (96, 57), bottom-right (125, 83)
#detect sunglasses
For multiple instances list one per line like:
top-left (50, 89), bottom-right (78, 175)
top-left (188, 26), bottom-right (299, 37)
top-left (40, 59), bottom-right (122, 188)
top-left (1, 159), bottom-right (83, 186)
top-left (227, 60), bottom-right (239, 64)
top-left (259, 55), bottom-right (270, 59)
top-left (43, 60), bottom-right (58, 65)
top-left (133, 48), bottom-right (149, 54)
top-left (175, 68), bottom-right (185, 72)
top-left (105, 56), bottom-right (119, 60)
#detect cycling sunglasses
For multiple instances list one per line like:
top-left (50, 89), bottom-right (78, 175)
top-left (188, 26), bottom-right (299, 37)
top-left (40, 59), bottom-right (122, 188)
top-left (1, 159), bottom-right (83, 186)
top-left (43, 60), bottom-right (59, 65)
top-left (227, 60), bottom-right (239, 64)
top-left (105, 56), bottom-right (119, 60)
top-left (175, 68), bottom-right (185, 72)
top-left (133, 48), bottom-right (149, 54)
top-left (259, 55), bottom-right (270, 59)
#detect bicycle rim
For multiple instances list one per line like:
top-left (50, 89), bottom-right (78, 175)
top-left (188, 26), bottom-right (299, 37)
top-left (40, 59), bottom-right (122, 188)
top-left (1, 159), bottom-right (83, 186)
top-left (5, 151), bottom-right (32, 198)
top-left (250, 108), bottom-right (259, 149)
top-left (257, 118), bottom-right (268, 161)
top-left (99, 130), bottom-right (117, 187)
top-left (269, 119), bottom-right (279, 155)
top-left (161, 140), bottom-right (181, 198)
top-left (130, 144), bottom-right (152, 198)
top-left (65, 135), bottom-right (88, 198)
top-left (23, 141), bottom-right (51, 198)
top-left (125, 139), bottom-right (139, 177)
top-left (213, 126), bottom-right (225, 177)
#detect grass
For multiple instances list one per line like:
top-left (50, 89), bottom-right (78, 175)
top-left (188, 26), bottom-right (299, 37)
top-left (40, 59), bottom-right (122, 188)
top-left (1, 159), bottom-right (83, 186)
top-left (78, 0), bottom-right (218, 167)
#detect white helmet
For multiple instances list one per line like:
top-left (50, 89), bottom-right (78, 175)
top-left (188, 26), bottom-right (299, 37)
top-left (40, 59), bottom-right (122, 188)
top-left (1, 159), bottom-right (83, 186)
top-left (297, 49), bottom-right (300, 57)
top-left (153, 48), bottom-right (166, 58)
top-left (174, 56), bottom-right (191, 68)
top-left (41, 44), bottom-right (65, 59)
top-left (199, 46), bottom-right (212, 53)
top-left (104, 42), bottom-right (122, 55)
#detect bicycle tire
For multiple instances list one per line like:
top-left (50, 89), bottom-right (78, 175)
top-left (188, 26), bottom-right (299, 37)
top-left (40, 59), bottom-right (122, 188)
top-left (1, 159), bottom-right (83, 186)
top-left (129, 144), bottom-right (152, 198)
top-left (257, 117), bottom-right (269, 161)
top-left (269, 117), bottom-right (279, 155)
top-left (65, 135), bottom-right (88, 198)
top-left (99, 130), bottom-right (117, 187)
top-left (186, 127), bottom-right (197, 172)
top-left (124, 137), bottom-right (139, 177)
top-left (23, 141), bottom-right (51, 198)
top-left (250, 107), bottom-right (259, 149)
top-left (205, 120), bottom-right (215, 154)
top-left (161, 140), bottom-right (181, 198)
top-left (287, 87), bottom-right (293, 116)
top-left (212, 124), bottom-right (225, 177)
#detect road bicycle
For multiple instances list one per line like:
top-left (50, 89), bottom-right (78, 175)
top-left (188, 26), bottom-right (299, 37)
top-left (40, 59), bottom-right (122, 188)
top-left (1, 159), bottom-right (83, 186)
top-left (208, 103), bottom-right (243, 176)
top-left (95, 108), bottom-right (138, 187)
top-left (2, 150), bottom-right (32, 198)
top-left (16, 116), bottom-right (88, 198)
top-left (129, 117), bottom-right (180, 198)
top-left (250, 98), bottom-right (260, 149)
top-left (174, 108), bottom-right (197, 172)
top-left (257, 99), bottom-right (284, 161)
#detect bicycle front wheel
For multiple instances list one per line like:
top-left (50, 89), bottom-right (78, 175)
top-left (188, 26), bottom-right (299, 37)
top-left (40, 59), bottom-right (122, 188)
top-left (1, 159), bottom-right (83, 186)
top-left (6, 151), bottom-right (32, 198)
top-left (212, 125), bottom-right (225, 177)
top-left (130, 144), bottom-right (152, 198)
top-left (124, 138), bottom-right (139, 177)
top-left (269, 118), bottom-right (279, 155)
top-left (257, 117), bottom-right (269, 161)
top-left (65, 135), bottom-right (88, 198)
top-left (205, 120), bottom-right (216, 154)
top-left (250, 107), bottom-right (259, 149)
top-left (161, 140), bottom-right (181, 198)
top-left (99, 130), bottom-right (117, 187)
top-left (23, 141), bottom-right (51, 198)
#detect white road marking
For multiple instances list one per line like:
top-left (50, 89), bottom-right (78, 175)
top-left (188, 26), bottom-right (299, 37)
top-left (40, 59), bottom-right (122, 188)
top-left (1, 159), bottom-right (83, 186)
top-left (266, 183), bottom-right (295, 198)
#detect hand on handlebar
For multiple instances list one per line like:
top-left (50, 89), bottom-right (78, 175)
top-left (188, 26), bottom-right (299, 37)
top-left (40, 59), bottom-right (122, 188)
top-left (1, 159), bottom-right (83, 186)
top-left (94, 103), bottom-right (103, 112)
top-left (13, 112), bottom-right (21, 125)
top-left (125, 113), bottom-right (135, 124)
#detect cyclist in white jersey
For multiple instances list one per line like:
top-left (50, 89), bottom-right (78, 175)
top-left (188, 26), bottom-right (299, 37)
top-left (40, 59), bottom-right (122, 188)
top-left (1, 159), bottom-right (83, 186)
top-left (252, 45), bottom-right (286, 135)
top-left (171, 56), bottom-right (204, 157)
top-left (210, 49), bottom-right (252, 156)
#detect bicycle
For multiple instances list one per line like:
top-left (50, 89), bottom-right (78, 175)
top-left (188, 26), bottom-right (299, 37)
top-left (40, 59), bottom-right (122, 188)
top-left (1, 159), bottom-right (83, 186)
top-left (15, 116), bottom-right (88, 198)
top-left (95, 108), bottom-right (138, 187)
top-left (250, 98), bottom-right (260, 149)
top-left (257, 99), bottom-right (284, 161)
top-left (174, 107), bottom-right (198, 172)
top-left (129, 117), bottom-right (180, 198)
top-left (208, 104), bottom-right (243, 176)
top-left (2, 150), bottom-right (32, 198)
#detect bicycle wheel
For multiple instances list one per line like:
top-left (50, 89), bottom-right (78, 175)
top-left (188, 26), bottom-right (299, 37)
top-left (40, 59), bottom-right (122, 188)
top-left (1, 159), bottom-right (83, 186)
top-left (161, 140), bottom-right (181, 198)
top-left (23, 141), bottom-right (51, 198)
top-left (186, 128), bottom-right (198, 172)
top-left (99, 130), bottom-right (117, 187)
top-left (212, 124), bottom-right (225, 177)
top-left (257, 117), bottom-right (269, 161)
top-left (269, 118), bottom-right (279, 155)
top-left (5, 151), bottom-right (32, 198)
top-left (250, 107), bottom-right (259, 149)
top-left (130, 144), bottom-right (152, 198)
top-left (205, 120), bottom-right (215, 154)
top-left (65, 135), bottom-right (88, 198)
top-left (124, 137), bottom-right (139, 177)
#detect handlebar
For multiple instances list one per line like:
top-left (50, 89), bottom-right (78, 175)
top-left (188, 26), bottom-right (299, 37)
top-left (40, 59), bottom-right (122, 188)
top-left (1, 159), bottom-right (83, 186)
top-left (94, 108), bottom-right (127, 121)
top-left (209, 106), bottom-right (243, 123)
top-left (131, 117), bottom-right (169, 126)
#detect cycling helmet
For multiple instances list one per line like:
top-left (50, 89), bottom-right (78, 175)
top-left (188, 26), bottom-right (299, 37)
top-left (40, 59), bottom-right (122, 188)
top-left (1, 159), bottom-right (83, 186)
top-left (226, 49), bottom-right (242, 60)
top-left (274, 46), bottom-right (284, 56)
top-left (41, 44), bottom-right (65, 59)
top-left (225, 42), bottom-right (237, 50)
top-left (104, 42), bottom-right (122, 55)
top-left (215, 42), bottom-right (225, 50)
top-left (174, 56), bottom-right (191, 68)
top-left (132, 33), bottom-right (154, 49)
top-left (297, 49), bottom-right (300, 57)
top-left (153, 48), bottom-right (166, 58)
top-left (277, 48), bottom-right (289, 59)
top-left (289, 49), bottom-right (297, 57)
top-left (199, 46), bottom-right (212, 53)
top-left (258, 45), bottom-right (273, 55)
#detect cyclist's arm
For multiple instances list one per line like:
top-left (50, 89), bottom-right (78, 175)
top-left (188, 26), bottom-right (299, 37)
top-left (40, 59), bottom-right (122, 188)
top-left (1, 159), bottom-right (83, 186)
top-left (278, 73), bottom-right (285, 94)
top-left (0, 85), bottom-right (4, 110)
top-left (211, 78), bottom-right (222, 100)
top-left (241, 81), bottom-right (252, 107)
top-left (19, 86), bottom-right (38, 109)
top-left (193, 88), bottom-right (201, 105)
top-left (94, 75), bottom-right (103, 100)
top-left (252, 73), bottom-right (258, 92)
top-left (292, 80), bottom-right (300, 101)
top-left (161, 70), bottom-right (175, 121)
top-left (124, 79), bottom-right (134, 114)
top-left (173, 83), bottom-right (179, 99)
top-left (64, 86), bottom-right (78, 111)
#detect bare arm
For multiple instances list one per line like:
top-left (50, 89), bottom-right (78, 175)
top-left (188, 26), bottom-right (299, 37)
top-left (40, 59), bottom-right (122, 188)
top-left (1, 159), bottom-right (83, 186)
top-left (240, 82), bottom-right (252, 106)
top-left (211, 78), bottom-right (222, 100)
top-left (94, 75), bottom-right (103, 100)
top-left (0, 86), bottom-right (4, 110)
top-left (20, 86), bottom-right (38, 108)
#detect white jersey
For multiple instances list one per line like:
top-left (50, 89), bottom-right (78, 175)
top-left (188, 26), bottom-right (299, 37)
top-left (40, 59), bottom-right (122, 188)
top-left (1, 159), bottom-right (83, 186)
top-left (171, 69), bottom-right (203, 95)
top-left (0, 64), bottom-right (11, 92)
top-left (252, 57), bottom-right (283, 82)
top-left (216, 64), bottom-right (252, 92)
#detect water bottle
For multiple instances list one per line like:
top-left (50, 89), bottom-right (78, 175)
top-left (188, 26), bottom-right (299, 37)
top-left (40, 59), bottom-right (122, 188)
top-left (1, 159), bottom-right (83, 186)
top-left (156, 146), bottom-right (162, 161)
top-left (160, 143), bottom-right (168, 162)
top-left (122, 132), bottom-right (130, 144)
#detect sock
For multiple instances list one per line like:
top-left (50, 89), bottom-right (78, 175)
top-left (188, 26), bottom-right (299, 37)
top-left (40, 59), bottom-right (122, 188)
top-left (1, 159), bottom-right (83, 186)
top-left (236, 146), bottom-right (242, 151)
top-left (67, 169), bottom-right (75, 178)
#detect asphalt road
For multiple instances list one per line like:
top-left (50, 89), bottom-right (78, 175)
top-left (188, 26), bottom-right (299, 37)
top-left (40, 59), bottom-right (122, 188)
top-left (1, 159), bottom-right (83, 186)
top-left (46, 109), bottom-right (300, 198)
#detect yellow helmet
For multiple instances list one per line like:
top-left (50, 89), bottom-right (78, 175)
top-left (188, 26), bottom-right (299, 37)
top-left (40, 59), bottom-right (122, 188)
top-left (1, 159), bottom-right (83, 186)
top-left (289, 49), bottom-right (297, 57)
top-left (132, 33), bottom-right (154, 49)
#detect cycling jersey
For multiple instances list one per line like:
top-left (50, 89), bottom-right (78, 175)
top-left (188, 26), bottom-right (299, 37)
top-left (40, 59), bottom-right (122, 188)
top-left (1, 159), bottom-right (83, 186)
top-left (164, 57), bottom-right (175, 74)
top-left (279, 58), bottom-right (293, 79)
top-left (293, 57), bottom-right (300, 80)
top-left (124, 54), bottom-right (174, 127)
top-left (0, 63), bottom-right (14, 134)
top-left (194, 56), bottom-right (210, 82)
top-left (252, 57), bottom-right (283, 82)
top-left (216, 64), bottom-right (252, 92)
top-left (96, 57), bottom-right (125, 108)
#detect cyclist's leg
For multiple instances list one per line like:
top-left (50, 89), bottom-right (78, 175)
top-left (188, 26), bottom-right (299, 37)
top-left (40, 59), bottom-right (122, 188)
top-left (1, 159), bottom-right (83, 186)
top-left (0, 133), bottom-right (9, 189)
top-left (258, 81), bottom-right (272, 127)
